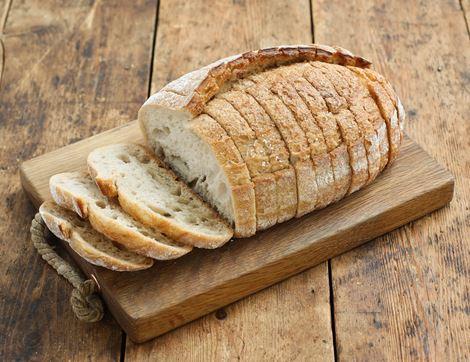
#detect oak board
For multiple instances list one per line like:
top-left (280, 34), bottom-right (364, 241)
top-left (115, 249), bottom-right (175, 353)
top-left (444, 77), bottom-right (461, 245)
top-left (19, 123), bottom-right (454, 343)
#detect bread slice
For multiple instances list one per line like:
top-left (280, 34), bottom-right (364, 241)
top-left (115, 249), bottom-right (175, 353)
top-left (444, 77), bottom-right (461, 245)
top-left (204, 98), bottom-right (276, 230)
top-left (39, 201), bottom-right (154, 271)
top-left (278, 67), bottom-right (340, 208)
top-left (268, 66), bottom-right (355, 209)
top-left (49, 172), bottom-right (192, 259)
top-left (305, 62), bottom-right (369, 195)
top-left (333, 64), bottom-right (389, 176)
top-left (237, 77), bottom-right (316, 218)
top-left (253, 69), bottom-right (332, 211)
top-left (188, 114), bottom-right (257, 237)
top-left (219, 90), bottom-right (297, 224)
top-left (348, 67), bottom-right (401, 165)
top-left (288, 62), bottom-right (352, 201)
top-left (358, 67), bottom-right (405, 134)
top-left (88, 143), bottom-right (234, 248)
top-left (314, 62), bottom-right (382, 185)
top-left (335, 109), bottom-right (369, 194)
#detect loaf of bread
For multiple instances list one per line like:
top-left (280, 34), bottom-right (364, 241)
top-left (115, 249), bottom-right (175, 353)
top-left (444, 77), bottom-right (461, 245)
top-left (139, 44), bottom-right (405, 237)
top-left (41, 44), bottom-right (405, 271)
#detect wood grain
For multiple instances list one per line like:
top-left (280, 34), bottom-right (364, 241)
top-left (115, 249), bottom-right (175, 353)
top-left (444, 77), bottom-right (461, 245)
top-left (20, 135), bottom-right (454, 343)
top-left (125, 264), bottom-right (333, 361)
top-left (313, 0), bottom-right (470, 360)
top-left (4, 0), bottom-right (467, 359)
top-left (0, 0), bottom-right (157, 359)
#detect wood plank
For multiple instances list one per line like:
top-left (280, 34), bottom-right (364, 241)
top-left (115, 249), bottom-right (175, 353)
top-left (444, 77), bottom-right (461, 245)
top-left (21, 134), bottom-right (454, 343)
top-left (127, 0), bottom-right (332, 354)
top-left (0, 0), bottom-right (157, 359)
top-left (137, 0), bottom-right (334, 355)
top-left (125, 264), bottom-right (333, 360)
top-left (461, 0), bottom-right (470, 37)
top-left (313, 0), bottom-right (470, 360)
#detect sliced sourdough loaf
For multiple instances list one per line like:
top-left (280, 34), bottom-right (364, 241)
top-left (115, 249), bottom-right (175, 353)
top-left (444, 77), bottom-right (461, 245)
top-left (50, 172), bottom-right (192, 259)
top-left (39, 201), bottom-right (154, 271)
top-left (87, 143), bottom-right (234, 248)
top-left (139, 44), bottom-right (403, 234)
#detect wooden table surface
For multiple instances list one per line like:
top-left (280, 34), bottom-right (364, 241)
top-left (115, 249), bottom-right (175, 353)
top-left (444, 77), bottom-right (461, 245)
top-left (1, 0), bottom-right (468, 360)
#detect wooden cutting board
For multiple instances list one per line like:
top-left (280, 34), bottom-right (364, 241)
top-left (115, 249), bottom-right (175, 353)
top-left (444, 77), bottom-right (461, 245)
top-left (20, 121), bottom-right (454, 343)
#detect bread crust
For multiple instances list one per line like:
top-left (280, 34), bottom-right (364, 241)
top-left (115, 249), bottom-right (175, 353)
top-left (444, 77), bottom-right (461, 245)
top-left (190, 115), bottom-right (257, 237)
top-left (281, 71), bottom-right (338, 207)
top-left (50, 172), bottom-right (192, 259)
top-left (204, 98), bottom-right (276, 230)
top-left (249, 70), bottom-right (324, 214)
top-left (270, 67), bottom-right (343, 209)
top-left (307, 62), bottom-right (369, 195)
top-left (140, 45), bottom-right (371, 117)
top-left (222, 88), bottom-right (297, 223)
top-left (333, 64), bottom-right (388, 177)
top-left (347, 67), bottom-right (402, 165)
top-left (359, 68), bottom-right (405, 134)
top-left (219, 90), bottom-right (295, 226)
top-left (241, 79), bottom-right (316, 218)
top-left (39, 202), bottom-right (154, 271)
top-left (313, 62), bottom-right (382, 185)
top-left (287, 63), bottom-right (351, 200)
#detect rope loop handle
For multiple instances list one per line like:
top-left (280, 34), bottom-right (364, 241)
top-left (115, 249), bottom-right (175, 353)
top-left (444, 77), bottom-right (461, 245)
top-left (30, 213), bottom-right (104, 322)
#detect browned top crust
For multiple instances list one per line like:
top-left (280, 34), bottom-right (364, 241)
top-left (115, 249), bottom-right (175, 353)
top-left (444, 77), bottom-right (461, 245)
top-left (142, 45), bottom-right (372, 117)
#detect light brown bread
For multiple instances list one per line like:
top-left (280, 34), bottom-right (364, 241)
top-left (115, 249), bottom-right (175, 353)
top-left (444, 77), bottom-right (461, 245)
top-left (139, 44), bottom-right (403, 235)
top-left (333, 64), bottom-right (389, 176)
top-left (358, 67), bottom-right (405, 134)
top-left (242, 77), bottom-right (317, 217)
top-left (307, 62), bottom-right (369, 195)
top-left (298, 63), bottom-right (352, 198)
top-left (262, 66), bottom-right (343, 209)
top-left (230, 78), bottom-right (299, 223)
top-left (219, 89), bottom-right (297, 224)
top-left (279, 67), bottom-right (339, 207)
top-left (39, 202), bottom-right (154, 271)
top-left (204, 98), bottom-right (276, 230)
top-left (313, 61), bottom-right (381, 185)
top-left (348, 67), bottom-right (402, 164)
top-left (88, 143), bottom-right (234, 248)
top-left (50, 172), bottom-right (192, 259)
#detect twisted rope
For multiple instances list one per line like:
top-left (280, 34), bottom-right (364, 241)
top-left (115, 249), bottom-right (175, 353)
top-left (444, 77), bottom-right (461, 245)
top-left (30, 213), bottom-right (104, 322)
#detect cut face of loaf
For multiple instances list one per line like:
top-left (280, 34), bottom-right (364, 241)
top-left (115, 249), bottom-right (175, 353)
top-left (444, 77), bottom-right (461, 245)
top-left (87, 143), bottom-right (234, 249)
top-left (39, 202), bottom-right (154, 271)
top-left (139, 44), bottom-right (404, 237)
top-left (49, 172), bottom-right (192, 259)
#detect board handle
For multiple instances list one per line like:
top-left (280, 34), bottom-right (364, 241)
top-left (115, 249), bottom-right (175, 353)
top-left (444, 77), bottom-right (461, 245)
top-left (30, 213), bottom-right (104, 322)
